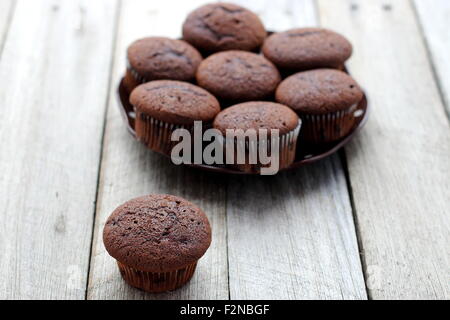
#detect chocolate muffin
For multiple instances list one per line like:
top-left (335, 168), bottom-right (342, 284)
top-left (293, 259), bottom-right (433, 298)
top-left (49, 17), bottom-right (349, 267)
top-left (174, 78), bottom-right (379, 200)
top-left (103, 194), bottom-right (212, 293)
top-left (130, 80), bottom-right (220, 155)
top-left (213, 101), bottom-right (300, 174)
top-left (182, 3), bottom-right (266, 53)
top-left (262, 28), bottom-right (352, 71)
top-left (196, 50), bottom-right (281, 102)
top-left (276, 69), bottom-right (363, 143)
top-left (125, 37), bottom-right (202, 92)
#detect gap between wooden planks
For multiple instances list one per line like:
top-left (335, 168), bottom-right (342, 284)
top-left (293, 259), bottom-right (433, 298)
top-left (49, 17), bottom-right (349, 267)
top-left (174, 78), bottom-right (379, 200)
top-left (0, 0), bottom-right (15, 56)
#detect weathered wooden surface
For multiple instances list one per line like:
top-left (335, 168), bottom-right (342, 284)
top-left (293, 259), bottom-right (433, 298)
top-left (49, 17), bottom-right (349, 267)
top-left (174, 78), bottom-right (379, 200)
top-left (318, 0), bottom-right (450, 299)
top-left (0, 0), bottom-right (14, 53)
top-left (414, 0), bottom-right (450, 116)
top-left (86, 0), bottom-right (229, 300)
top-left (0, 0), bottom-right (448, 300)
top-left (0, 0), bottom-right (117, 299)
top-left (226, 0), bottom-right (366, 300)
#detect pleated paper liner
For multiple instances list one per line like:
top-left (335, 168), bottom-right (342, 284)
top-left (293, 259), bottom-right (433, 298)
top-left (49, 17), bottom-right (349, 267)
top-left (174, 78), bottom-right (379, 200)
top-left (117, 261), bottom-right (197, 293)
top-left (298, 102), bottom-right (359, 144)
top-left (219, 122), bottom-right (301, 174)
top-left (117, 77), bottom-right (368, 175)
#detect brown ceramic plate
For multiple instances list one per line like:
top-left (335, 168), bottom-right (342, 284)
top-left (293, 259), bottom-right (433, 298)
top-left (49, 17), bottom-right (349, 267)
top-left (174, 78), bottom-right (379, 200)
top-left (117, 76), bottom-right (369, 175)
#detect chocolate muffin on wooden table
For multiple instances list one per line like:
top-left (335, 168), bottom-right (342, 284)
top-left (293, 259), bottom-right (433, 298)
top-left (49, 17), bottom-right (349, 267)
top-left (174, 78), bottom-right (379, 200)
top-left (262, 28), bottom-right (352, 71)
top-left (103, 194), bottom-right (212, 293)
top-left (197, 50), bottom-right (281, 102)
top-left (130, 80), bottom-right (220, 155)
top-left (213, 101), bottom-right (301, 174)
top-left (182, 2), bottom-right (266, 53)
top-left (124, 37), bottom-right (202, 93)
top-left (276, 69), bottom-right (363, 143)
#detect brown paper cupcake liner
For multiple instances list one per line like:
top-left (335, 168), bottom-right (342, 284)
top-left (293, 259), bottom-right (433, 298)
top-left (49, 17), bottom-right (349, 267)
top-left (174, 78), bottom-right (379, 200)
top-left (135, 111), bottom-right (193, 156)
top-left (298, 102), bottom-right (359, 143)
top-left (223, 121), bottom-right (301, 174)
top-left (117, 261), bottom-right (198, 293)
top-left (126, 58), bottom-right (150, 85)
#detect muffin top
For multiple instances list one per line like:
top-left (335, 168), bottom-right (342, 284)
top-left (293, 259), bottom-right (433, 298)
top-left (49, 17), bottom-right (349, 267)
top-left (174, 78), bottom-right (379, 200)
top-left (213, 101), bottom-right (299, 136)
top-left (196, 50), bottom-right (281, 102)
top-left (103, 194), bottom-right (212, 272)
top-left (127, 37), bottom-right (202, 82)
top-left (262, 28), bottom-right (352, 70)
top-left (276, 69), bottom-right (363, 114)
top-left (182, 3), bottom-right (266, 53)
top-left (130, 80), bottom-right (220, 125)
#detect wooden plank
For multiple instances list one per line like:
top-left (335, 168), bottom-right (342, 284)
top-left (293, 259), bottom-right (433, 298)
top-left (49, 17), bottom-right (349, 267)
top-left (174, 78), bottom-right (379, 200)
top-left (87, 0), bottom-right (229, 300)
top-left (414, 0), bottom-right (450, 116)
top-left (0, 0), bottom-right (118, 299)
top-left (0, 0), bottom-right (14, 54)
top-left (317, 0), bottom-right (450, 299)
top-left (227, 0), bottom-right (367, 300)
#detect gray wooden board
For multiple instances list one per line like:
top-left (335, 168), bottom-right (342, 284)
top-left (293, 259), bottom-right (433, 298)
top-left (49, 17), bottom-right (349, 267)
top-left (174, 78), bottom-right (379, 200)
top-left (0, 0), bottom-right (118, 299)
top-left (87, 0), bottom-right (229, 300)
top-left (87, 0), bottom-right (367, 300)
top-left (226, 0), bottom-right (367, 300)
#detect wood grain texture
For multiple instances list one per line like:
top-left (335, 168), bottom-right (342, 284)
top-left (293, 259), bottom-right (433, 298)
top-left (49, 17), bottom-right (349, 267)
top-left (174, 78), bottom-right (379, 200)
top-left (226, 0), bottom-right (367, 300)
top-left (318, 0), bottom-right (450, 299)
top-left (0, 0), bottom-right (117, 299)
top-left (414, 0), bottom-right (450, 116)
top-left (227, 157), bottom-right (367, 300)
top-left (87, 0), bottom-right (229, 300)
top-left (0, 0), bottom-right (14, 54)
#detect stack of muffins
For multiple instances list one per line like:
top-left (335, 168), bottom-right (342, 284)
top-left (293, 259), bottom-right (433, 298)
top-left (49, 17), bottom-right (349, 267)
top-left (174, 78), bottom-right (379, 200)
top-left (123, 2), bottom-right (364, 173)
